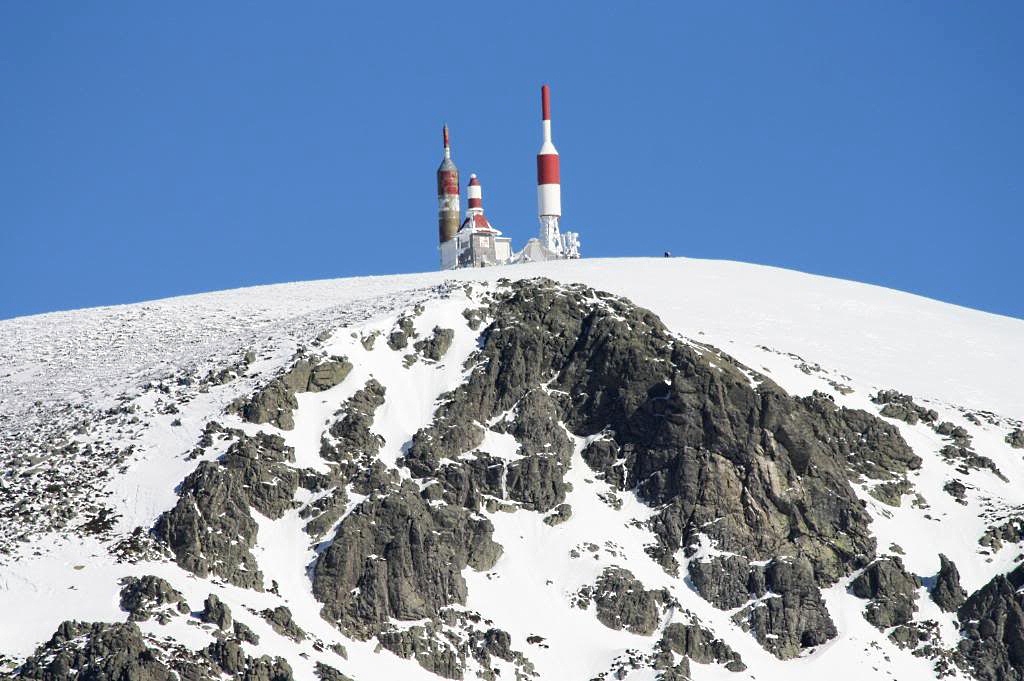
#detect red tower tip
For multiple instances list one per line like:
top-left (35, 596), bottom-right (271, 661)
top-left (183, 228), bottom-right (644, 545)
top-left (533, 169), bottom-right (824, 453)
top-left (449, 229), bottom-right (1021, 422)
top-left (469, 174), bottom-right (480, 185)
top-left (541, 85), bottom-right (551, 121)
top-left (443, 124), bottom-right (450, 148)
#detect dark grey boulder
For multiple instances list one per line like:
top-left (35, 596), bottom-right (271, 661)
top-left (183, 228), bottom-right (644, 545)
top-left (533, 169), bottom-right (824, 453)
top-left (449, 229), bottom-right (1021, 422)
top-left (322, 379), bottom-right (386, 465)
top-left (1007, 429), bottom-right (1024, 449)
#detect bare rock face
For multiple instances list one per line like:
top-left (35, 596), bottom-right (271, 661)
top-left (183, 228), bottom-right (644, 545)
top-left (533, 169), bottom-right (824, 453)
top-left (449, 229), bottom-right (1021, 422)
top-left (311, 481), bottom-right (502, 639)
top-left (957, 565), bottom-right (1024, 681)
top-left (200, 593), bottom-right (233, 631)
top-left (872, 389), bottom-right (938, 425)
top-left (930, 553), bottom-right (967, 613)
top-left (731, 557), bottom-right (838, 659)
top-left (11, 620), bottom-right (295, 681)
top-left (153, 432), bottom-right (299, 589)
top-left (660, 621), bottom-right (746, 672)
top-left (13, 621), bottom-right (177, 681)
top-left (576, 567), bottom-right (669, 636)
top-left (393, 279), bottom-right (921, 660)
top-left (849, 556), bottom-right (921, 629)
top-left (1006, 429), bottom-right (1024, 449)
top-left (322, 379), bottom-right (386, 466)
top-left (260, 605), bottom-right (306, 642)
top-left (228, 356), bottom-right (352, 430)
top-left (414, 326), bottom-right (455, 362)
top-left (119, 575), bottom-right (190, 623)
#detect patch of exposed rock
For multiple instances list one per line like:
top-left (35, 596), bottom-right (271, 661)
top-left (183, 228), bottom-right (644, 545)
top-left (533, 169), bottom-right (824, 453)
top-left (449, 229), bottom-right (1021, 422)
top-left (311, 481), bottom-right (502, 639)
top-left (321, 379), bottom-right (386, 466)
top-left (260, 605), bottom-right (306, 642)
top-left (956, 564), bottom-right (1024, 681)
top-left (11, 620), bottom-right (294, 681)
top-left (414, 326), bottom-right (455, 362)
top-left (729, 556), bottom-right (837, 659)
top-left (200, 593), bottom-right (233, 630)
top-left (228, 356), bottom-right (352, 429)
top-left (315, 662), bottom-right (356, 681)
top-left (659, 620), bottom-right (746, 673)
top-left (153, 432), bottom-right (300, 589)
top-left (377, 617), bottom-right (530, 681)
top-left (387, 316), bottom-right (417, 350)
top-left (929, 554), bottom-right (967, 613)
top-left (575, 567), bottom-right (669, 635)
top-left (873, 389), bottom-right (938, 425)
top-left (1007, 429), bottom-right (1024, 449)
top-left (394, 279), bottom-right (919, 659)
top-left (119, 575), bottom-right (190, 623)
top-left (849, 556), bottom-right (921, 629)
top-left (849, 556), bottom-right (921, 630)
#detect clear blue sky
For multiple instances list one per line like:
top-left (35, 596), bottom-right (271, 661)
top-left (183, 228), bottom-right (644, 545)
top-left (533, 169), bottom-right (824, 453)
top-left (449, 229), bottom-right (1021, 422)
top-left (2, 3), bottom-right (1021, 320)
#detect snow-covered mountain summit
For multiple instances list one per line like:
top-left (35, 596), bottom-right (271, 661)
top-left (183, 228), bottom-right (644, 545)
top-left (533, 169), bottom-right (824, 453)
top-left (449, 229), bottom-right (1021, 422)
top-left (1, 258), bottom-right (1023, 681)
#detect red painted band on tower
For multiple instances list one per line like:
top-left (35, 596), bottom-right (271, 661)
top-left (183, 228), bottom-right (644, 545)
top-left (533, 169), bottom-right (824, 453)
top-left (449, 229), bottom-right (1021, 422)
top-left (541, 85), bottom-right (551, 121)
top-left (438, 170), bottom-right (458, 195)
top-left (468, 198), bottom-right (482, 208)
top-left (537, 154), bottom-right (560, 184)
top-left (443, 125), bottom-right (449, 148)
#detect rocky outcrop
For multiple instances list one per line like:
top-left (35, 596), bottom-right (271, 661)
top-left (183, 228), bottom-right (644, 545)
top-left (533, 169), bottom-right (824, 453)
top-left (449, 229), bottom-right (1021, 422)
top-left (376, 619), bottom-right (527, 681)
top-left (260, 605), bottom-right (306, 642)
top-left (414, 327), bottom-right (455, 362)
top-left (13, 621), bottom-right (177, 680)
top-left (321, 379), bottom-right (386, 466)
top-left (11, 620), bottom-right (294, 681)
top-left (688, 554), bottom-right (835, 658)
top-left (930, 554), bottom-right (967, 612)
top-left (1007, 429), bottom-right (1024, 449)
top-left (731, 557), bottom-right (837, 659)
top-left (153, 432), bottom-right (299, 589)
top-left (387, 317), bottom-right (417, 350)
top-left (939, 444), bottom-right (1006, 481)
top-left (660, 621), bottom-right (746, 672)
top-left (311, 482), bottom-right (502, 639)
top-left (543, 503), bottom-right (572, 526)
top-left (119, 575), bottom-right (190, 623)
top-left (576, 567), bottom-right (669, 635)
top-left (957, 565), bottom-right (1024, 681)
top-left (315, 662), bottom-right (356, 681)
top-left (229, 356), bottom-right (352, 429)
top-left (872, 389), bottom-right (938, 425)
top-left (200, 593), bottom-right (233, 630)
top-left (849, 556), bottom-right (921, 629)
top-left (394, 280), bottom-right (919, 659)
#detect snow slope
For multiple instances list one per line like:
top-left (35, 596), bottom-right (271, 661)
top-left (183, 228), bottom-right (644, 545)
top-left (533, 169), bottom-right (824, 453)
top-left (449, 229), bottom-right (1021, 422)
top-left (1, 257), bottom-right (1022, 679)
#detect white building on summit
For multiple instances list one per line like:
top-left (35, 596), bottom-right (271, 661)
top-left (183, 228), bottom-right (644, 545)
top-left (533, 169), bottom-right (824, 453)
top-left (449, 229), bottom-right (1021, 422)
top-left (439, 174), bottom-right (512, 270)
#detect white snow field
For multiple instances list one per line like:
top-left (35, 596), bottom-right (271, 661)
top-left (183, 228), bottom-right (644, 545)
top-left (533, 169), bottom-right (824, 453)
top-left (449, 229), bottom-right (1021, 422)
top-left (1, 257), bottom-right (1022, 680)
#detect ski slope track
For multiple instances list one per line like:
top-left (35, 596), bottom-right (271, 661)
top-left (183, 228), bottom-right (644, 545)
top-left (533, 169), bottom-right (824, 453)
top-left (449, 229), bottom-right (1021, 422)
top-left (0, 257), bottom-right (1022, 681)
